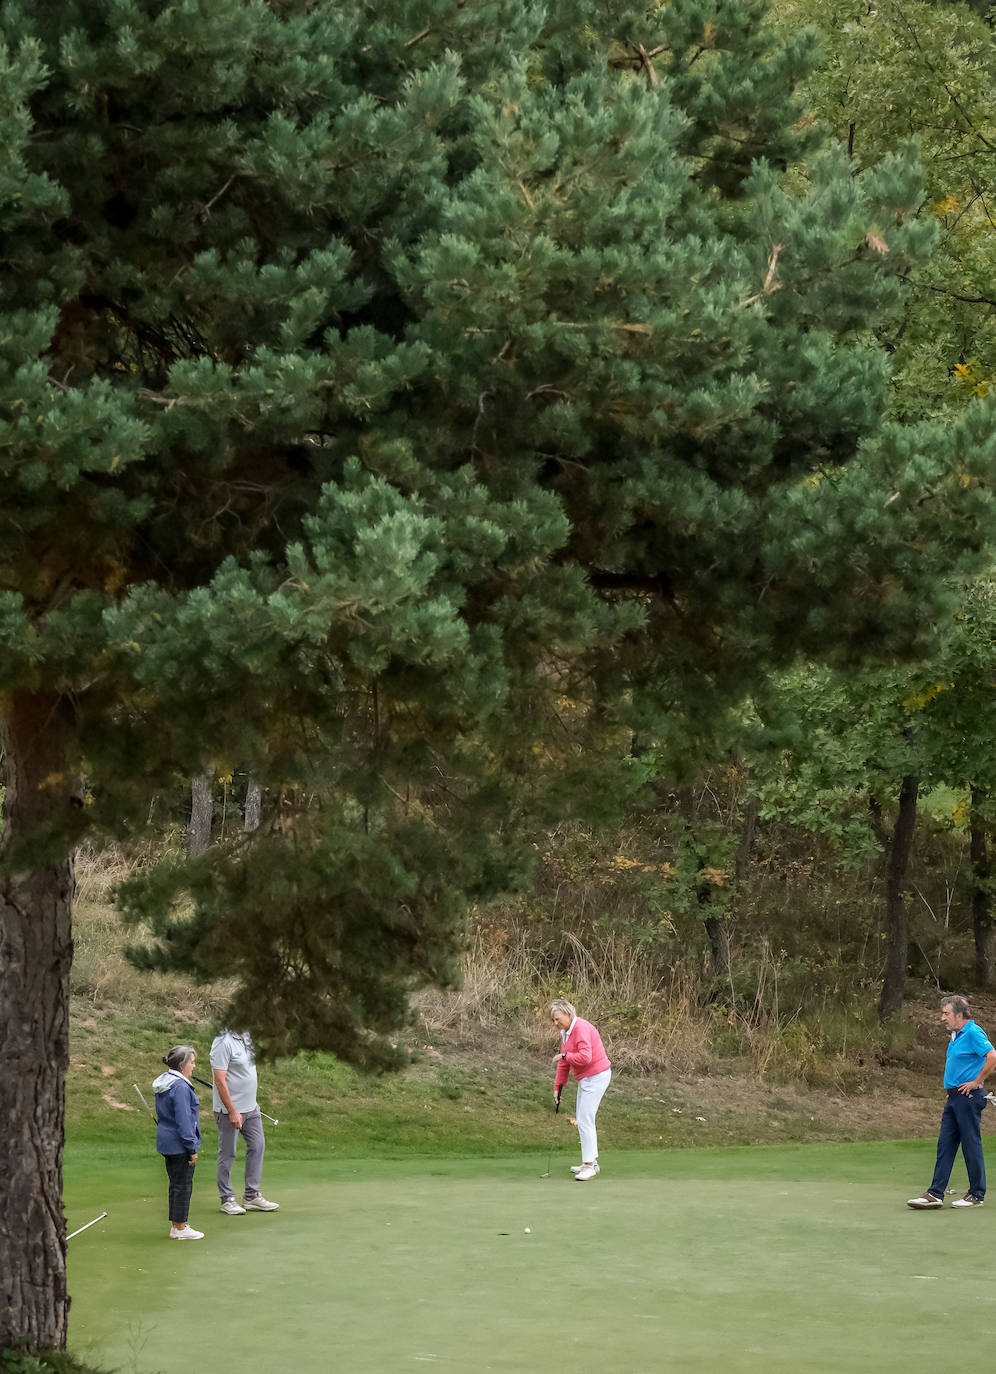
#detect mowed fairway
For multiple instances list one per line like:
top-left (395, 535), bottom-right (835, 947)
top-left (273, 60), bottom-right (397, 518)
top-left (66, 1141), bottom-right (996, 1374)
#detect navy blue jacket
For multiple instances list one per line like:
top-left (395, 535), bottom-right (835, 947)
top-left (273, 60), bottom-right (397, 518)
top-left (152, 1071), bottom-right (202, 1156)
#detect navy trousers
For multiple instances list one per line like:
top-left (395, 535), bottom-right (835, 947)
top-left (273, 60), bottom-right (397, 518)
top-left (928, 1089), bottom-right (987, 1200)
top-left (164, 1152), bottom-right (196, 1223)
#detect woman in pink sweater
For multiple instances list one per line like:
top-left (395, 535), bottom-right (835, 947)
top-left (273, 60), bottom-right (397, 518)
top-left (551, 998), bottom-right (612, 1180)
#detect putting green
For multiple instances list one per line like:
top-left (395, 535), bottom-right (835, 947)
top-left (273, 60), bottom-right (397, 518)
top-left (66, 1142), bottom-right (993, 1373)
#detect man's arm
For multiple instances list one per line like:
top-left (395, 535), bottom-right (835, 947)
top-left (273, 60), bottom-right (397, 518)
top-left (213, 1068), bottom-right (243, 1129)
top-left (959, 1048), bottom-right (996, 1094)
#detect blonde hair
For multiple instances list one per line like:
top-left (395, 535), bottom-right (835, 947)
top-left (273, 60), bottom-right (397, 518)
top-left (549, 998), bottom-right (576, 1020)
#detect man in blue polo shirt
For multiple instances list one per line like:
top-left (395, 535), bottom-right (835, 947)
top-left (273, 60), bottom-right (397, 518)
top-left (908, 995), bottom-right (996, 1210)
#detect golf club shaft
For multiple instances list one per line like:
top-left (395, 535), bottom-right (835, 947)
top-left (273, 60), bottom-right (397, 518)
top-left (133, 1083), bottom-right (158, 1125)
top-left (67, 1212), bottom-right (107, 1240)
top-left (541, 1089), bottom-right (563, 1176)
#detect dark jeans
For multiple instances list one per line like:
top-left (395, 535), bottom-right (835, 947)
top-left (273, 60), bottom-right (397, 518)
top-left (928, 1089), bottom-right (987, 1200)
top-left (164, 1152), bottom-right (196, 1223)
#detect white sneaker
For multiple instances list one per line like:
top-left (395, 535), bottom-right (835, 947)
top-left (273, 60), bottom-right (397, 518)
top-left (574, 1164), bottom-right (598, 1181)
top-left (243, 1195), bottom-right (279, 1211)
top-left (570, 1162), bottom-right (600, 1175)
top-left (169, 1225), bottom-right (204, 1240)
top-left (220, 1197), bottom-right (247, 1215)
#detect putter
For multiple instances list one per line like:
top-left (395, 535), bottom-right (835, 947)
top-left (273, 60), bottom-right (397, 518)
top-left (540, 1087), bottom-right (563, 1178)
top-left (68, 1212), bottom-right (108, 1240)
top-left (133, 1083), bottom-right (158, 1125)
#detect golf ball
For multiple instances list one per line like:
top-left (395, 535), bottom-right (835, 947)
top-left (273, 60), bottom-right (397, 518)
top-left (524, 1227), bottom-right (531, 1233)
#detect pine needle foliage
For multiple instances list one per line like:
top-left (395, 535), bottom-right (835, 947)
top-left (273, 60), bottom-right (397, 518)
top-left (2, 0), bottom-right (996, 1065)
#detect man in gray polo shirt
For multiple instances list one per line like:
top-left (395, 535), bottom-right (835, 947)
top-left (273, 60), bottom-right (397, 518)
top-left (210, 1028), bottom-right (279, 1215)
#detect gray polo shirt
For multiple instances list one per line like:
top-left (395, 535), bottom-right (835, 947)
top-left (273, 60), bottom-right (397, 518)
top-left (210, 1030), bottom-right (259, 1115)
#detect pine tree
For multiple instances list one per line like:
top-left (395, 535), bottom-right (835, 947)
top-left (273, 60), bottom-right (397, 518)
top-left (3, 0), bottom-right (996, 1351)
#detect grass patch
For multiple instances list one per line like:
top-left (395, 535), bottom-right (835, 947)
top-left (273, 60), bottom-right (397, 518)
top-left (64, 1144), bottom-right (987, 1374)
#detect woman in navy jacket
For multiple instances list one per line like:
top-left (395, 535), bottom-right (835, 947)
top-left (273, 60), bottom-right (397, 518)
top-left (153, 1044), bottom-right (203, 1239)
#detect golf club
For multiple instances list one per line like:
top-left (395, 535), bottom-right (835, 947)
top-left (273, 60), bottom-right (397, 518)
top-left (133, 1083), bottom-right (158, 1125)
top-left (540, 1086), bottom-right (563, 1178)
top-left (68, 1212), bottom-right (108, 1241)
top-left (186, 1067), bottom-right (280, 1125)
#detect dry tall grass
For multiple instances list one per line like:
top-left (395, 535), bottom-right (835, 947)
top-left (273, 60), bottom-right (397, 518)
top-left (414, 919), bottom-right (917, 1085)
top-left (69, 844), bottom-right (917, 1087)
top-left (71, 843), bottom-right (231, 1022)
top-left (415, 924), bottom-right (713, 1075)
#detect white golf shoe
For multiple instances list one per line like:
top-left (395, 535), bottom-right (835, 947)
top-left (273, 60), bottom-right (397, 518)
top-left (571, 1162), bottom-right (599, 1175)
top-left (169, 1225), bottom-right (204, 1239)
top-left (243, 1194), bottom-right (280, 1211)
top-left (574, 1164), bottom-right (598, 1181)
top-left (220, 1197), bottom-right (247, 1215)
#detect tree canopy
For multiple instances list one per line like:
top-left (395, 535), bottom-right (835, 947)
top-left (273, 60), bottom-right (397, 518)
top-left (5, 0), bottom-right (996, 1352)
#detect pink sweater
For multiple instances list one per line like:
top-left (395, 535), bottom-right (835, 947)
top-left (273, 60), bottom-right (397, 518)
top-left (554, 1018), bottom-right (611, 1089)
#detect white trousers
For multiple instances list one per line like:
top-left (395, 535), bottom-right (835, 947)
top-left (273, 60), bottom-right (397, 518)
top-left (575, 1068), bottom-right (611, 1162)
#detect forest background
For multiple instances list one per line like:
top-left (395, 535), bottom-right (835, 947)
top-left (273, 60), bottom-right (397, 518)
top-left (8, 0), bottom-right (996, 1362)
top-left (72, 0), bottom-right (996, 1084)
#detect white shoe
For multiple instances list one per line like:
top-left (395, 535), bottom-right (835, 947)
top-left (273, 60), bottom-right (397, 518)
top-left (220, 1197), bottom-right (247, 1215)
top-left (169, 1225), bottom-right (204, 1240)
top-left (243, 1194), bottom-right (279, 1211)
top-left (570, 1162), bottom-right (599, 1175)
top-left (574, 1164), bottom-right (598, 1181)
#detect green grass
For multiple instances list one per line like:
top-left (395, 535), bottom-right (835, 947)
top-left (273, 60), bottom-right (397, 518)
top-left (69, 1007), bottom-right (945, 1156)
top-left (65, 1140), bottom-right (989, 1374)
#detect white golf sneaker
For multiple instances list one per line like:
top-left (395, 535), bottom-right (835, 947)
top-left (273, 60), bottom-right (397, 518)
top-left (243, 1194), bottom-right (279, 1211)
top-left (574, 1164), bottom-right (598, 1181)
top-left (220, 1197), bottom-right (247, 1215)
top-left (169, 1225), bottom-right (204, 1240)
top-left (570, 1162), bottom-right (600, 1175)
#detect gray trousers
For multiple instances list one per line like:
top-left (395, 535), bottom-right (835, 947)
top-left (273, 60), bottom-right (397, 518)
top-left (215, 1107), bottom-right (265, 1200)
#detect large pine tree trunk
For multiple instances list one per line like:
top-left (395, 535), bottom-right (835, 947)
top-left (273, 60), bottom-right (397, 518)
top-left (0, 693), bottom-right (75, 1351)
top-left (877, 773), bottom-right (919, 1021)
top-left (970, 785), bottom-right (995, 989)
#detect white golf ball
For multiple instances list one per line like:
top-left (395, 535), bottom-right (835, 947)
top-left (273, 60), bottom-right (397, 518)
top-left (524, 1227), bottom-right (531, 1233)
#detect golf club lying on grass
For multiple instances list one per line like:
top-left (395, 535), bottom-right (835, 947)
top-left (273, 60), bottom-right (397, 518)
top-left (187, 1069), bottom-right (280, 1125)
top-left (68, 1212), bottom-right (108, 1241)
top-left (540, 1086), bottom-right (563, 1178)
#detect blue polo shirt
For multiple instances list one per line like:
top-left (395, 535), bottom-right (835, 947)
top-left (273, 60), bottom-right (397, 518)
top-left (944, 1020), bottom-right (994, 1089)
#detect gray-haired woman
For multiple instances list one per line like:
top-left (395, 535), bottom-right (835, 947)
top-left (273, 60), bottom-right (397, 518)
top-left (152, 1045), bottom-right (203, 1239)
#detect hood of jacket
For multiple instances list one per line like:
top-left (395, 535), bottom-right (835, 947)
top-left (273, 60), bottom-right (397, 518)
top-left (152, 1069), bottom-right (190, 1095)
